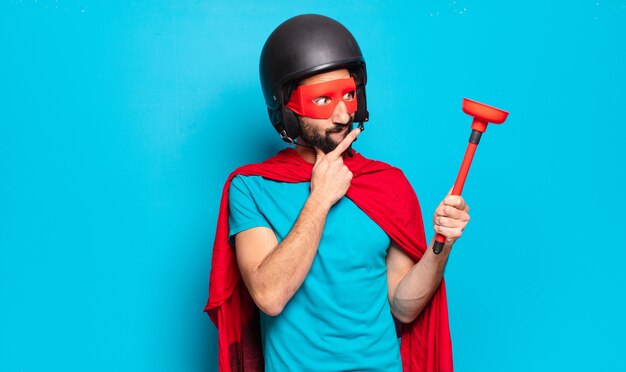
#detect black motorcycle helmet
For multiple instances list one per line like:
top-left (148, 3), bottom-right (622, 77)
top-left (259, 14), bottom-right (369, 144)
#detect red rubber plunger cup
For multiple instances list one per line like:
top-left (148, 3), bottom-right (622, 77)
top-left (433, 98), bottom-right (509, 254)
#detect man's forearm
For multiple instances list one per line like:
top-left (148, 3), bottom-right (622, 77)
top-left (391, 238), bottom-right (451, 323)
top-left (251, 193), bottom-right (331, 316)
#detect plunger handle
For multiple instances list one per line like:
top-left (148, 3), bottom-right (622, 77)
top-left (433, 130), bottom-right (482, 254)
top-left (433, 99), bottom-right (508, 254)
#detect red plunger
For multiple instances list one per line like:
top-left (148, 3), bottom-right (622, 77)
top-left (433, 98), bottom-right (509, 254)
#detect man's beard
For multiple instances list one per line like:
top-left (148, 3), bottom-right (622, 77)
top-left (298, 117), bottom-right (354, 154)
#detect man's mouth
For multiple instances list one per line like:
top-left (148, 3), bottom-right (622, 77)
top-left (329, 119), bottom-right (354, 133)
top-left (332, 124), bottom-right (349, 132)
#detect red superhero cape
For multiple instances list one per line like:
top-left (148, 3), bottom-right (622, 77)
top-left (205, 148), bottom-right (453, 372)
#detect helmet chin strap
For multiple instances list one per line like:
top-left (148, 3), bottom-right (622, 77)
top-left (345, 121), bottom-right (365, 157)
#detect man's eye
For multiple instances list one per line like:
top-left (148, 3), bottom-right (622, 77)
top-left (313, 96), bottom-right (331, 106)
top-left (343, 90), bottom-right (355, 100)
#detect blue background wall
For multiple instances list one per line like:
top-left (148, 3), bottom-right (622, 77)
top-left (1, 1), bottom-right (625, 371)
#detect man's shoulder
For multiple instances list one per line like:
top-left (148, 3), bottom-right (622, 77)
top-left (231, 174), bottom-right (262, 183)
top-left (354, 153), bottom-right (408, 178)
top-left (229, 174), bottom-right (262, 197)
top-left (230, 174), bottom-right (303, 196)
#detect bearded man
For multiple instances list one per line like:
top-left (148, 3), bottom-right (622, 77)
top-left (206, 14), bottom-right (470, 372)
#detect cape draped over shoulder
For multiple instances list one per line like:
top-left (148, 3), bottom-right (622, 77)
top-left (205, 148), bottom-right (453, 372)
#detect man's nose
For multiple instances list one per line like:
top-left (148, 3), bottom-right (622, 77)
top-left (332, 100), bottom-right (350, 123)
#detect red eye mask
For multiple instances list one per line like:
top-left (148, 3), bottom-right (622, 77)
top-left (286, 78), bottom-right (358, 119)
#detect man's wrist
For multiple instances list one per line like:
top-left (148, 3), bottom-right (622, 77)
top-left (307, 192), bottom-right (332, 212)
top-left (424, 239), bottom-right (452, 264)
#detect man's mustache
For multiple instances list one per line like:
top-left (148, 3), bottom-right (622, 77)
top-left (328, 118), bottom-right (354, 133)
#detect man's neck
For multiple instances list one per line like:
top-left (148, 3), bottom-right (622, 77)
top-left (294, 142), bottom-right (316, 164)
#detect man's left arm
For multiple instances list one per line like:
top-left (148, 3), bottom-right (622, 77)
top-left (386, 194), bottom-right (470, 324)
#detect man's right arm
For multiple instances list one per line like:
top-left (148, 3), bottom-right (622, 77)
top-left (235, 194), bottom-right (330, 316)
top-left (234, 128), bottom-right (361, 316)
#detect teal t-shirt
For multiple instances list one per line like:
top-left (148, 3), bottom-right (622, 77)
top-left (228, 175), bottom-right (402, 371)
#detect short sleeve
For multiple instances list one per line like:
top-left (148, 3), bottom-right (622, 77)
top-left (228, 175), bottom-right (272, 244)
